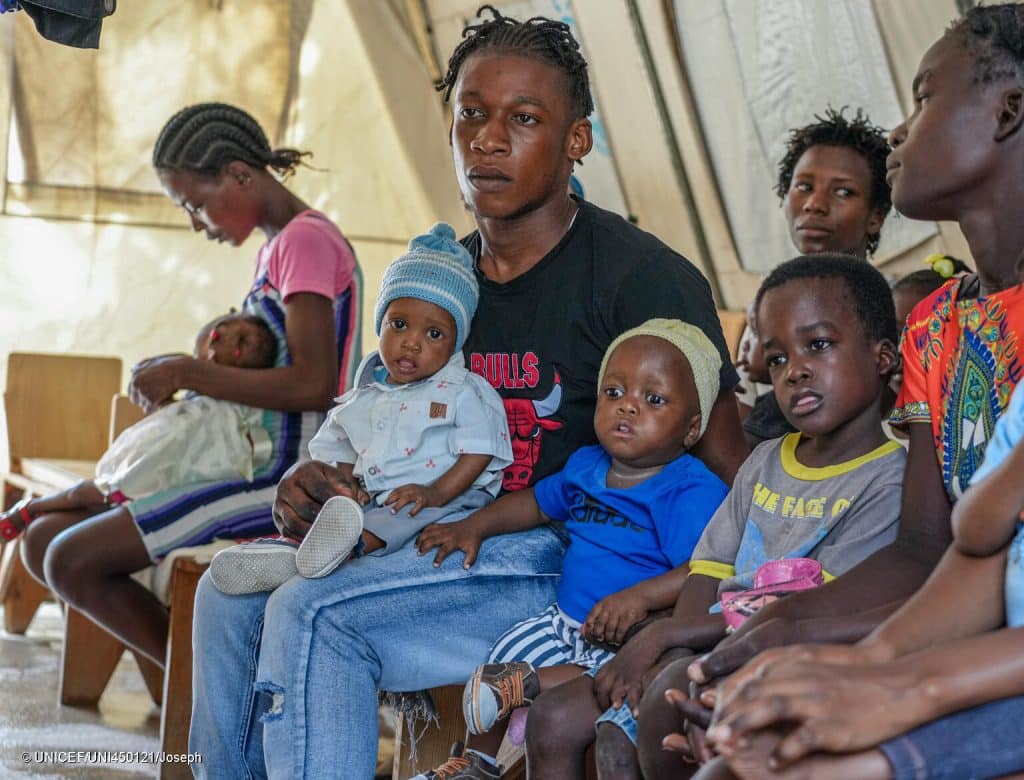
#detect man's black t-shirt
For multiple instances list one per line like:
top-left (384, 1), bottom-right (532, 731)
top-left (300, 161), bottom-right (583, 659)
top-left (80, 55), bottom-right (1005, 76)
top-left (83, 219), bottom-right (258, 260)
top-left (462, 199), bottom-right (738, 492)
top-left (743, 391), bottom-right (798, 441)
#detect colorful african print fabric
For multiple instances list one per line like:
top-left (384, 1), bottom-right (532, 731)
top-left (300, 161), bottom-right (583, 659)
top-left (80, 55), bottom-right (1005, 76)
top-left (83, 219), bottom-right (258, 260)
top-left (890, 278), bottom-right (1024, 500)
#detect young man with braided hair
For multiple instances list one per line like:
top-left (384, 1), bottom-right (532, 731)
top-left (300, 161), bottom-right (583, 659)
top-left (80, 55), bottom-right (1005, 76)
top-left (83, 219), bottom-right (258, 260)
top-left (189, 8), bottom-right (746, 778)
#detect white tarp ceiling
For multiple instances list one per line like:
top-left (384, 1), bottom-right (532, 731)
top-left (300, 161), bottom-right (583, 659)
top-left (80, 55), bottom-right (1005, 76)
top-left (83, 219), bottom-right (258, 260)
top-left (2, 0), bottom-right (971, 302)
top-left (6, 1), bottom-right (296, 223)
top-left (675, 0), bottom-right (937, 272)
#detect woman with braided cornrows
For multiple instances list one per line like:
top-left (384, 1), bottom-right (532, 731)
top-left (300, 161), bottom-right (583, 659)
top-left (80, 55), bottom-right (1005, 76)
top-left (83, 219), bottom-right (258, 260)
top-left (19, 103), bottom-right (359, 671)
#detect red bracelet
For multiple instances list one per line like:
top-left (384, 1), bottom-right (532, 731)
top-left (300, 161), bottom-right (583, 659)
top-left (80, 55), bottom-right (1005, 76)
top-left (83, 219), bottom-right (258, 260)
top-left (0, 506), bottom-right (29, 540)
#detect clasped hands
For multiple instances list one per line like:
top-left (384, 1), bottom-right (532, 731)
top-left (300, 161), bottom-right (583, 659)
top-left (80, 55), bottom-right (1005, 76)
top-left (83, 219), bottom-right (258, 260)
top-left (662, 641), bottom-right (920, 772)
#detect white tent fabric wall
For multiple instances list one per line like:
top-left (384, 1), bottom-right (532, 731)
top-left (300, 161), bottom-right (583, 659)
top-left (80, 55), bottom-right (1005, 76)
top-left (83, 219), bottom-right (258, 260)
top-left (5, 1), bottom-right (293, 224)
top-left (0, 0), bottom-right (986, 416)
top-left (673, 0), bottom-right (937, 275)
top-left (278, 0), bottom-right (469, 365)
top-left (0, 1), bottom-right (462, 397)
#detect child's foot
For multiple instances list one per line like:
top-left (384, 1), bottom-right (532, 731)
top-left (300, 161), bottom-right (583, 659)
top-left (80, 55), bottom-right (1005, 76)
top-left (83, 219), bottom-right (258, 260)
top-left (0, 500), bottom-right (34, 543)
top-left (208, 538), bottom-right (299, 595)
top-left (463, 661), bottom-right (540, 735)
top-left (407, 743), bottom-right (502, 780)
top-left (295, 495), bottom-right (364, 578)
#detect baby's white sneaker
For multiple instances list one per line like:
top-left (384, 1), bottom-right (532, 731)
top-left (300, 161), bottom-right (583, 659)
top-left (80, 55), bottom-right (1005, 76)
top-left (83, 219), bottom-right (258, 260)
top-left (296, 495), bottom-right (365, 578)
top-left (209, 538), bottom-right (299, 595)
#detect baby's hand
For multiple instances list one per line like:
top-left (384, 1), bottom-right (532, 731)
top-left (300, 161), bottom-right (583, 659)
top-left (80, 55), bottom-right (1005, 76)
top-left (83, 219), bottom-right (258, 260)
top-left (384, 484), bottom-right (441, 517)
top-left (582, 590), bottom-right (650, 646)
top-left (129, 356), bottom-right (189, 413)
top-left (416, 520), bottom-right (484, 568)
top-left (350, 484), bottom-right (372, 506)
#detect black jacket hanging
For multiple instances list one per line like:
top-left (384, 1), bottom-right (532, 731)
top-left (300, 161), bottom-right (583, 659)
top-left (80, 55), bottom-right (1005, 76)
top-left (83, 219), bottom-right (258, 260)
top-left (13, 0), bottom-right (116, 49)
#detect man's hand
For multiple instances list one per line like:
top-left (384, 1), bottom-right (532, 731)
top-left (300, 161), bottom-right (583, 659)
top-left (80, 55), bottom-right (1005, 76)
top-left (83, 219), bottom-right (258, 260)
top-left (384, 483), bottom-right (443, 517)
top-left (416, 519), bottom-right (485, 568)
top-left (273, 461), bottom-right (366, 541)
top-left (688, 616), bottom-right (799, 683)
top-left (698, 642), bottom-right (885, 711)
top-left (706, 659), bottom-right (924, 769)
top-left (659, 686), bottom-right (716, 764)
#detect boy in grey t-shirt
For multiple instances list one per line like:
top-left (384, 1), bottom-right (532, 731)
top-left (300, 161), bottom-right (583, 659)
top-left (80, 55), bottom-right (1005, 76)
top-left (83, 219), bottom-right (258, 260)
top-left (573, 256), bottom-right (904, 771)
top-left (689, 431), bottom-right (904, 594)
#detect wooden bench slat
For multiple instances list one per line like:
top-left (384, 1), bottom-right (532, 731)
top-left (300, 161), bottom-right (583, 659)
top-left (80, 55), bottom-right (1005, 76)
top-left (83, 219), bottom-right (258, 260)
top-left (4, 471), bottom-right (75, 499)
top-left (18, 458), bottom-right (96, 489)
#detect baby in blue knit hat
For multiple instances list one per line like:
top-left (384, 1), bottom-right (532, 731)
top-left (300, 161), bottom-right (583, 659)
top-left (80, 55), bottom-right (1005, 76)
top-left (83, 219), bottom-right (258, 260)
top-left (210, 224), bottom-right (513, 594)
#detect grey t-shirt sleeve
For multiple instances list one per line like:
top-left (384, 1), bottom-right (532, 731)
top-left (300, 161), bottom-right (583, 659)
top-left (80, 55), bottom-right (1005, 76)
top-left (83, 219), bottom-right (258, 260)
top-left (689, 441), bottom-right (772, 579)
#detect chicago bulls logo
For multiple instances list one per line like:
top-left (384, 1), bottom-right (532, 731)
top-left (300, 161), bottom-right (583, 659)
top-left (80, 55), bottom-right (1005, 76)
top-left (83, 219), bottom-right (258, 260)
top-left (502, 373), bottom-right (563, 491)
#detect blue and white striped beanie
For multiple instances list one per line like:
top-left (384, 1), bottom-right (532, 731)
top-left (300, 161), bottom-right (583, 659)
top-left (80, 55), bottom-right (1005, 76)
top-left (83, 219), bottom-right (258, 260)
top-left (374, 223), bottom-right (478, 352)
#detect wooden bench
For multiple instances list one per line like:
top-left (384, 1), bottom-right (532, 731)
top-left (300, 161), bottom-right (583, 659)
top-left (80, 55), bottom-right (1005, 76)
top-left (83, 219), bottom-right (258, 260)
top-left (717, 308), bottom-right (748, 362)
top-left (1, 352), bottom-right (122, 633)
top-left (392, 686), bottom-right (465, 777)
top-left (0, 355), bottom-right (198, 779)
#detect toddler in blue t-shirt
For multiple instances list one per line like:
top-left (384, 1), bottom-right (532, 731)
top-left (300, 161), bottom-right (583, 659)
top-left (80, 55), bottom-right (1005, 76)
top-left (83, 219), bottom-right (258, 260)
top-left (412, 318), bottom-right (729, 778)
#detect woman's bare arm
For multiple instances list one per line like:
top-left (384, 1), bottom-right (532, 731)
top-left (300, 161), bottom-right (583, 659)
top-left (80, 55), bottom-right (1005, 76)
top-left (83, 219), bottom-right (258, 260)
top-left (131, 293), bottom-right (338, 412)
top-left (953, 437), bottom-right (1024, 555)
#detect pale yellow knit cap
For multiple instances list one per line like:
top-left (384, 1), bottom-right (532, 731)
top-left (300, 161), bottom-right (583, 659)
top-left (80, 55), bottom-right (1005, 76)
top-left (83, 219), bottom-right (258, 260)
top-left (598, 318), bottom-right (721, 438)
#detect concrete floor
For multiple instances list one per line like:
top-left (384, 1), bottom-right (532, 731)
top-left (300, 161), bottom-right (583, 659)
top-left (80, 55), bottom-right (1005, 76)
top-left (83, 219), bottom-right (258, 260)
top-left (0, 603), bottom-right (400, 779)
top-left (0, 603), bottom-right (160, 779)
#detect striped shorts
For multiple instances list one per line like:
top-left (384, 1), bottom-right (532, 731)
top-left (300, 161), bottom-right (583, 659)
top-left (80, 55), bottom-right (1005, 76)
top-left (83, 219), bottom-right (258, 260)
top-left (487, 604), bottom-right (615, 671)
top-left (128, 409), bottom-right (322, 561)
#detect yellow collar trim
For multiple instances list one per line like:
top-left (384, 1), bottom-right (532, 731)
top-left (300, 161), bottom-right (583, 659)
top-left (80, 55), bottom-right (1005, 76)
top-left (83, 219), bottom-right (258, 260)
top-left (780, 433), bottom-right (901, 481)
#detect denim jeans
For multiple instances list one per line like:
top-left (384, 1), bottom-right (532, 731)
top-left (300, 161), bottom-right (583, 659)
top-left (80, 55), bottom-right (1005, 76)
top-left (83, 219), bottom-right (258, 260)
top-left (880, 695), bottom-right (1024, 779)
top-left (189, 525), bottom-right (565, 779)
